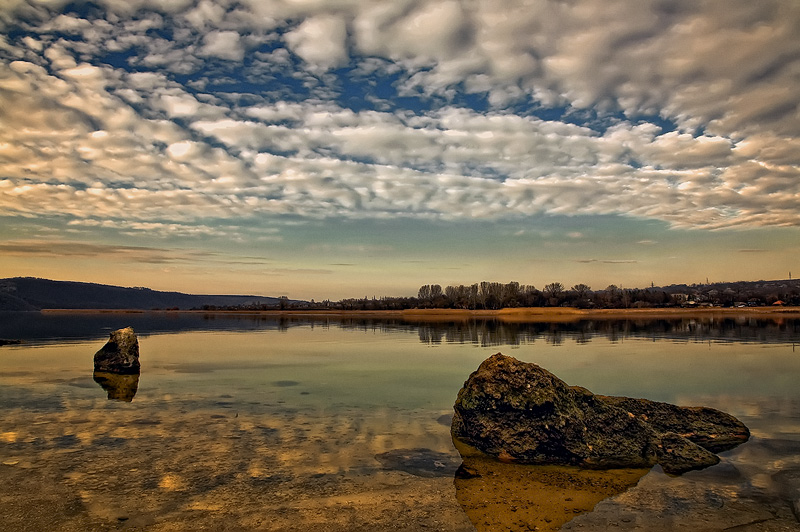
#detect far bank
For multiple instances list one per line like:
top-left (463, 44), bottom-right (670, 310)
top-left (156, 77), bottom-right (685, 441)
top-left (40, 306), bottom-right (800, 323)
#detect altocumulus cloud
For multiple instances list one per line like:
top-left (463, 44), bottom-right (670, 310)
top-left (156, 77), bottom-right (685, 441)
top-left (0, 239), bottom-right (231, 264)
top-left (0, 0), bottom-right (799, 238)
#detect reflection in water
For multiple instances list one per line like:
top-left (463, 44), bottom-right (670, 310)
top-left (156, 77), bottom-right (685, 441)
top-left (452, 438), bottom-right (648, 531)
top-left (3, 310), bottom-right (799, 347)
top-left (563, 436), bottom-right (800, 531)
top-left (1, 317), bottom-right (800, 530)
top-left (93, 371), bottom-right (139, 402)
top-left (412, 317), bottom-right (800, 346)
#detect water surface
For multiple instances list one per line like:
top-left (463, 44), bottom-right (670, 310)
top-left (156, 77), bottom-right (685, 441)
top-left (1, 314), bottom-right (799, 531)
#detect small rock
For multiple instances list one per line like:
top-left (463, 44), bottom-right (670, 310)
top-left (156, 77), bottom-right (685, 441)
top-left (93, 327), bottom-right (139, 374)
top-left (0, 339), bottom-right (22, 346)
top-left (454, 464), bottom-right (481, 479)
top-left (375, 448), bottom-right (461, 478)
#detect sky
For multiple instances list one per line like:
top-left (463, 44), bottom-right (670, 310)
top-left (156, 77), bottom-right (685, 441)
top-left (1, 0), bottom-right (799, 301)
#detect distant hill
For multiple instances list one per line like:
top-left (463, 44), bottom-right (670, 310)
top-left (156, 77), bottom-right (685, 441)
top-left (0, 277), bottom-right (288, 311)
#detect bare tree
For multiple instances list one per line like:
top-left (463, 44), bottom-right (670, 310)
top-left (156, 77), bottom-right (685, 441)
top-left (571, 283), bottom-right (591, 299)
top-left (468, 283), bottom-right (479, 309)
top-left (430, 284), bottom-right (443, 300)
top-left (544, 282), bottom-right (564, 298)
top-left (418, 285), bottom-right (432, 301)
top-left (503, 281), bottom-right (521, 307)
top-left (544, 282), bottom-right (565, 306)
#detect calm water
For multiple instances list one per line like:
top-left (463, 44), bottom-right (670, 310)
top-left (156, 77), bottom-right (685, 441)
top-left (1, 313), bottom-right (799, 531)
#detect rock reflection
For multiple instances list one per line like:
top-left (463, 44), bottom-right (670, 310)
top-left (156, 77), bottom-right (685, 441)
top-left (452, 439), bottom-right (648, 531)
top-left (563, 437), bottom-right (800, 530)
top-left (93, 371), bottom-right (139, 402)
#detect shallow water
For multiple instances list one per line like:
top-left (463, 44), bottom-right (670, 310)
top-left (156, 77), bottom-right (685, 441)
top-left (1, 314), bottom-right (799, 531)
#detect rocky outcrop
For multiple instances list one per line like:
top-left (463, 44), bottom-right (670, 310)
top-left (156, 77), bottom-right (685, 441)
top-left (93, 327), bottom-right (140, 374)
top-left (452, 353), bottom-right (749, 475)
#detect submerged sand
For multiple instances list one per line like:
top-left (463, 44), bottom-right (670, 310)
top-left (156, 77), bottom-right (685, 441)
top-left (2, 395), bottom-right (799, 532)
top-left (0, 400), bottom-right (475, 532)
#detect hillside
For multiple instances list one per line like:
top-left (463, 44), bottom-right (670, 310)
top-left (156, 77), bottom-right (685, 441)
top-left (0, 277), bottom-right (285, 311)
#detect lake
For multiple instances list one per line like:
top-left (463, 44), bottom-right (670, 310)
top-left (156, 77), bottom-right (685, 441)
top-left (1, 312), bottom-right (799, 531)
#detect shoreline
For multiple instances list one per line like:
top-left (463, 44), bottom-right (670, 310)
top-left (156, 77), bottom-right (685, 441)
top-left (39, 306), bottom-right (800, 323)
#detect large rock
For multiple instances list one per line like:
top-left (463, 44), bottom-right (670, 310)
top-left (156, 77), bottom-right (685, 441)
top-left (452, 353), bottom-right (749, 475)
top-left (596, 395), bottom-right (750, 453)
top-left (93, 327), bottom-right (140, 374)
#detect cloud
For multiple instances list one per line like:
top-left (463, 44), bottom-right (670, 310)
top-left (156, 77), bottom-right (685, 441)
top-left (306, 243), bottom-right (394, 254)
top-left (355, 1), bottom-right (472, 61)
top-left (261, 268), bottom-right (333, 276)
top-left (0, 0), bottom-right (798, 238)
top-left (0, 239), bottom-right (216, 264)
top-left (64, 218), bottom-right (275, 240)
top-left (199, 30), bottom-right (245, 61)
top-left (183, 0), bottom-right (228, 29)
top-left (576, 259), bottom-right (639, 264)
top-left (284, 15), bottom-right (348, 70)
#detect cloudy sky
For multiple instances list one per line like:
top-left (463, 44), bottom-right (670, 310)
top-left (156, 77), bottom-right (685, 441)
top-left (1, 0), bottom-right (799, 300)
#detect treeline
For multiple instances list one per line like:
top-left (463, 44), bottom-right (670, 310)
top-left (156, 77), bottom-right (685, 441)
top-left (309, 278), bottom-right (800, 311)
top-left (324, 282), bottom-right (677, 311)
top-left (193, 279), bottom-right (800, 312)
top-left (5, 276), bottom-right (796, 313)
top-left (191, 278), bottom-right (800, 312)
